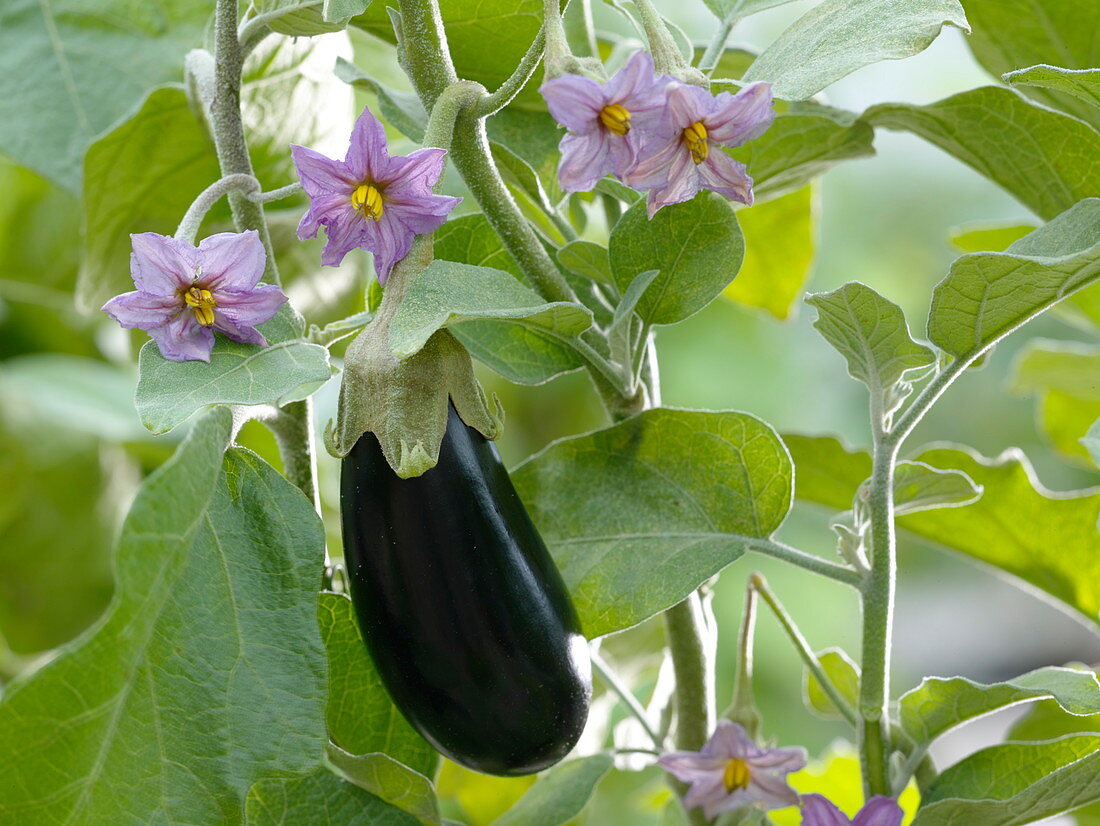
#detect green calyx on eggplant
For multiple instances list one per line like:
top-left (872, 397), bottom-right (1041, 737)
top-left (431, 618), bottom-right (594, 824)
top-left (340, 405), bottom-right (591, 776)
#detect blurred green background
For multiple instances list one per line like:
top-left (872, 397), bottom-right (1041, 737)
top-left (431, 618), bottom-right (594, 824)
top-left (2, 0), bottom-right (1098, 823)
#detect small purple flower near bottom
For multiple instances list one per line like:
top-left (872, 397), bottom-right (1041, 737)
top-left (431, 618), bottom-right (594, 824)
top-left (627, 81), bottom-right (775, 218)
top-left (102, 231), bottom-right (287, 363)
top-left (658, 720), bottom-right (807, 819)
top-left (800, 794), bottom-right (904, 826)
top-left (292, 106), bottom-right (461, 283)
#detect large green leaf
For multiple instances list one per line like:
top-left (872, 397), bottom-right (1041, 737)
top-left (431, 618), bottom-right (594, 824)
top-left (319, 592), bottom-right (437, 777)
top-left (0, 0), bottom-right (209, 188)
top-left (961, 0), bottom-right (1100, 126)
top-left (928, 199), bottom-right (1100, 362)
top-left (724, 185), bottom-right (816, 320)
top-left (246, 768), bottom-right (421, 825)
top-left (807, 281), bottom-right (936, 415)
top-left (388, 261), bottom-right (592, 361)
top-left (914, 736), bottom-right (1100, 825)
top-left (891, 461), bottom-right (981, 515)
top-left (326, 747), bottom-right (440, 826)
top-left (786, 436), bottom-right (1100, 624)
top-left (866, 89), bottom-right (1100, 221)
top-left (433, 213), bottom-right (523, 281)
top-left (730, 111), bottom-right (875, 203)
top-left (0, 409), bottom-right (328, 823)
top-left (742, 0), bottom-right (968, 100)
top-left (78, 87), bottom-right (220, 312)
top-left (1004, 65), bottom-right (1100, 111)
top-left (900, 668), bottom-right (1100, 746)
top-left (135, 306), bottom-right (333, 435)
top-left (702, 0), bottom-right (802, 21)
top-left (1012, 338), bottom-right (1100, 402)
top-left (609, 193), bottom-right (744, 326)
top-left (512, 408), bottom-right (793, 638)
top-left (491, 755), bottom-right (613, 826)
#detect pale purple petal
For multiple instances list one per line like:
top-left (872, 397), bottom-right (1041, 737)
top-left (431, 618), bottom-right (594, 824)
top-left (319, 212), bottom-right (366, 267)
top-left (149, 311), bottom-right (215, 362)
top-left (385, 147), bottom-right (448, 191)
top-left (697, 152), bottom-right (754, 205)
top-left (298, 193), bottom-right (354, 240)
top-left (702, 720), bottom-right (753, 759)
top-left (852, 797), bottom-right (904, 826)
top-left (385, 192), bottom-right (463, 234)
top-left (363, 211), bottom-right (415, 283)
top-left (746, 766), bottom-right (801, 807)
top-left (102, 290), bottom-right (181, 331)
top-left (214, 285), bottom-right (287, 329)
top-left (645, 149), bottom-right (700, 217)
top-left (291, 143), bottom-right (356, 196)
top-left (540, 74), bottom-right (606, 134)
top-left (624, 135), bottom-right (680, 191)
top-left (605, 51), bottom-right (656, 102)
top-left (198, 230), bottom-right (266, 291)
top-left (130, 232), bottom-right (195, 295)
top-left (706, 82), bottom-right (775, 145)
top-left (212, 314), bottom-right (268, 347)
top-left (664, 83), bottom-right (711, 130)
top-left (557, 132), bottom-right (612, 192)
top-left (749, 745), bottom-right (807, 771)
top-left (344, 106), bottom-right (391, 182)
top-left (801, 795), bottom-right (852, 826)
top-left (659, 752), bottom-right (727, 781)
top-left (683, 773), bottom-right (728, 812)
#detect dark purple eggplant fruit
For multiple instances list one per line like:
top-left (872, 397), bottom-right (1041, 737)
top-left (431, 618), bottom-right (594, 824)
top-left (340, 406), bottom-right (591, 776)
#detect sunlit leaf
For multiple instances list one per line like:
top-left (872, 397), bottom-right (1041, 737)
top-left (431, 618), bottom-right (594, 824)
top-left (491, 754), bottom-right (613, 826)
top-left (804, 648), bottom-right (860, 720)
top-left (246, 768), bottom-right (421, 825)
top-left (326, 746), bottom-right (440, 825)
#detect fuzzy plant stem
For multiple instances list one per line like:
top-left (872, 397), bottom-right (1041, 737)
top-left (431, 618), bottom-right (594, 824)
top-left (210, 0), bottom-right (318, 508)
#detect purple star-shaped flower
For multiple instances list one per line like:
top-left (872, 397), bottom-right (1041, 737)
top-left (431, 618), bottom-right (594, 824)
top-left (540, 51), bottom-right (672, 192)
top-left (801, 795), bottom-right (904, 826)
top-left (292, 106), bottom-right (461, 283)
top-left (102, 231), bottom-right (287, 363)
top-left (627, 81), bottom-right (774, 217)
top-left (659, 720), bottom-right (806, 819)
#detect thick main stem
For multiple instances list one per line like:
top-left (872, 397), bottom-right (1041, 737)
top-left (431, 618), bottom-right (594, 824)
top-left (860, 419), bottom-right (899, 796)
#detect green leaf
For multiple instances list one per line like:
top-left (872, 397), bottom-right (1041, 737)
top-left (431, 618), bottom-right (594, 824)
top-left (807, 281), bottom-right (936, 414)
top-left (135, 306), bottom-right (333, 435)
top-left (961, 0), bottom-right (1100, 126)
top-left (804, 648), bottom-right (860, 720)
top-left (891, 461), bottom-right (982, 515)
top-left (246, 768), bottom-right (421, 825)
top-left (433, 213), bottom-right (523, 281)
top-left (914, 736), bottom-right (1100, 825)
top-left (948, 222), bottom-right (1036, 254)
top-left (742, 0), bottom-right (968, 100)
top-left (1004, 65), bottom-right (1100, 111)
top-left (609, 270), bottom-right (660, 370)
top-left (512, 408), bottom-right (793, 638)
top-left (388, 260), bottom-right (593, 363)
top-left (724, 186), bottom-right (815, 320)
top-left (929, 199), bottom-right (1100, 362)
top-left (491, 754), bottom-right (613, 826)
top-left (78, 87), bottom-right (220, 312)
top-left (264, 2), bottom-right (351, 36)
top-left (702, 0), bottom-right (802, 21)
top-left (787, 436), bottom-right (1100, 624)
top-left (730, 112), bottom-right (875, 202)
top-left (0, 409), bottom-right (328, 823)
top-left (609, 193), bottom-right (744, 326)
top-left (326, 746), bottom-right (440, 825)
top-left (0, 0), bottom-right (210, 188)
top-left (558, 240), bottom-right (614, 288)
top-left (866, 88), bottom-right (1100, 221)
top-left (335, 57), bottom-right (427, 142)
top-left (900, 667), bottom-right (1100, 746)
top-left (1012, 339), bottom-right (1100, 401)
top-left (1085, 419), bottom-right (1100, 468)
top-left (319, 592), bottom-right (437, 777)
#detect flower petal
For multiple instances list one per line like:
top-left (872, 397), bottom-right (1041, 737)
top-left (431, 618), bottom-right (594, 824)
top-left (706, 82), bottom-right (775, 146)
top-left (800, 794), bottom-right (853, 826)
top-left (557, 132), bottom-right (612, 192)
top-left (658, 752), bottom-right (728, 783)
top-left (702, 720), bottom-right (752, 759)
top-left (102, 290), bottom-right (181, 331)
top-left (198, 231), bottom-right (266, 291)
top-left (298, 193), bottom-right (355, 241)
top-left (664, 82), bottom-right (711, 130)
top-left (698, 152), bottom-right (754, 206)
top-left (344, 106), bottom-right (391, 182)
top-left (319, 212), bottom-right (368, 268)
top-left (149, 311), bottom-right (215, 362)
top-left (214, 284), bottom-right (287, 330)
top-left (645, 148), bottom-right (700, 217)
top-left (212, 315), bottom-right (268, 347)
top-left (852, 797), bottom-right (904, 826)
top-left (130, 232), bottom-right (195, 295)
top-left (366, 213), bottom-right (416, 283)
top-left (385, 146), bottom-right (448, 192)
top-left (623, 134), bottom-right (680, 191)
top-left (683, 773), bottom-right (729, 812)
top-left (605, 50), bottom-right (655, 103)
top-left (540, 74), bottom-right (606, 133)
top-left (384, 192), bottom-right (461, 236)
top-left (291, 143), bottom-right (356, 196)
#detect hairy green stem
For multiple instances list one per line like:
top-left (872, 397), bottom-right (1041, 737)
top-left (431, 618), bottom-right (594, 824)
top-left (174, 173), bottom-right (259, 243)
top-left (752, 574), bottom-right (859, 728)
top-left (744, 537), bottom-right (862, 587)
top-left (266, 399), bottom-right (320, 509)
top-left (723, 578), bottom-right (761, 738)
top-left (476, 29), bottom-right (546, 117)
top-left (698, 14), bottom-right (738, 75)
top-left (591, 650), bottom-right (663, 748)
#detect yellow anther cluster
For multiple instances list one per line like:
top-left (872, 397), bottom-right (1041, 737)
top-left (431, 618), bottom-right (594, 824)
top-left (352, 183), bottom-right (384, 220)
top-left (599, 103), bottom-right (632, 136)
top-left (184, 287), bottom-right (217, 327)
top-left (683, 121), bottom-right (709, 164)
top-left (722, 758), bottom-right (751, 792)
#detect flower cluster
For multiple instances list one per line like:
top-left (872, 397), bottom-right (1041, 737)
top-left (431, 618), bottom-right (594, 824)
top-left (540, 52), bottom-right (774, 217)
top-left (659, 721), bottom-right (904, 825)
top-left (102, 231), bottom-right (286, 363)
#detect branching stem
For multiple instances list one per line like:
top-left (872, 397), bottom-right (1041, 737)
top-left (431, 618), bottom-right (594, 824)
top-left (591, 651), bottom-right (663, 748)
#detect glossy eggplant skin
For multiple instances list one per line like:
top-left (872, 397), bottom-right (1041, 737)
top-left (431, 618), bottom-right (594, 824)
top-left (340, 406), bottom-right (591, 776)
